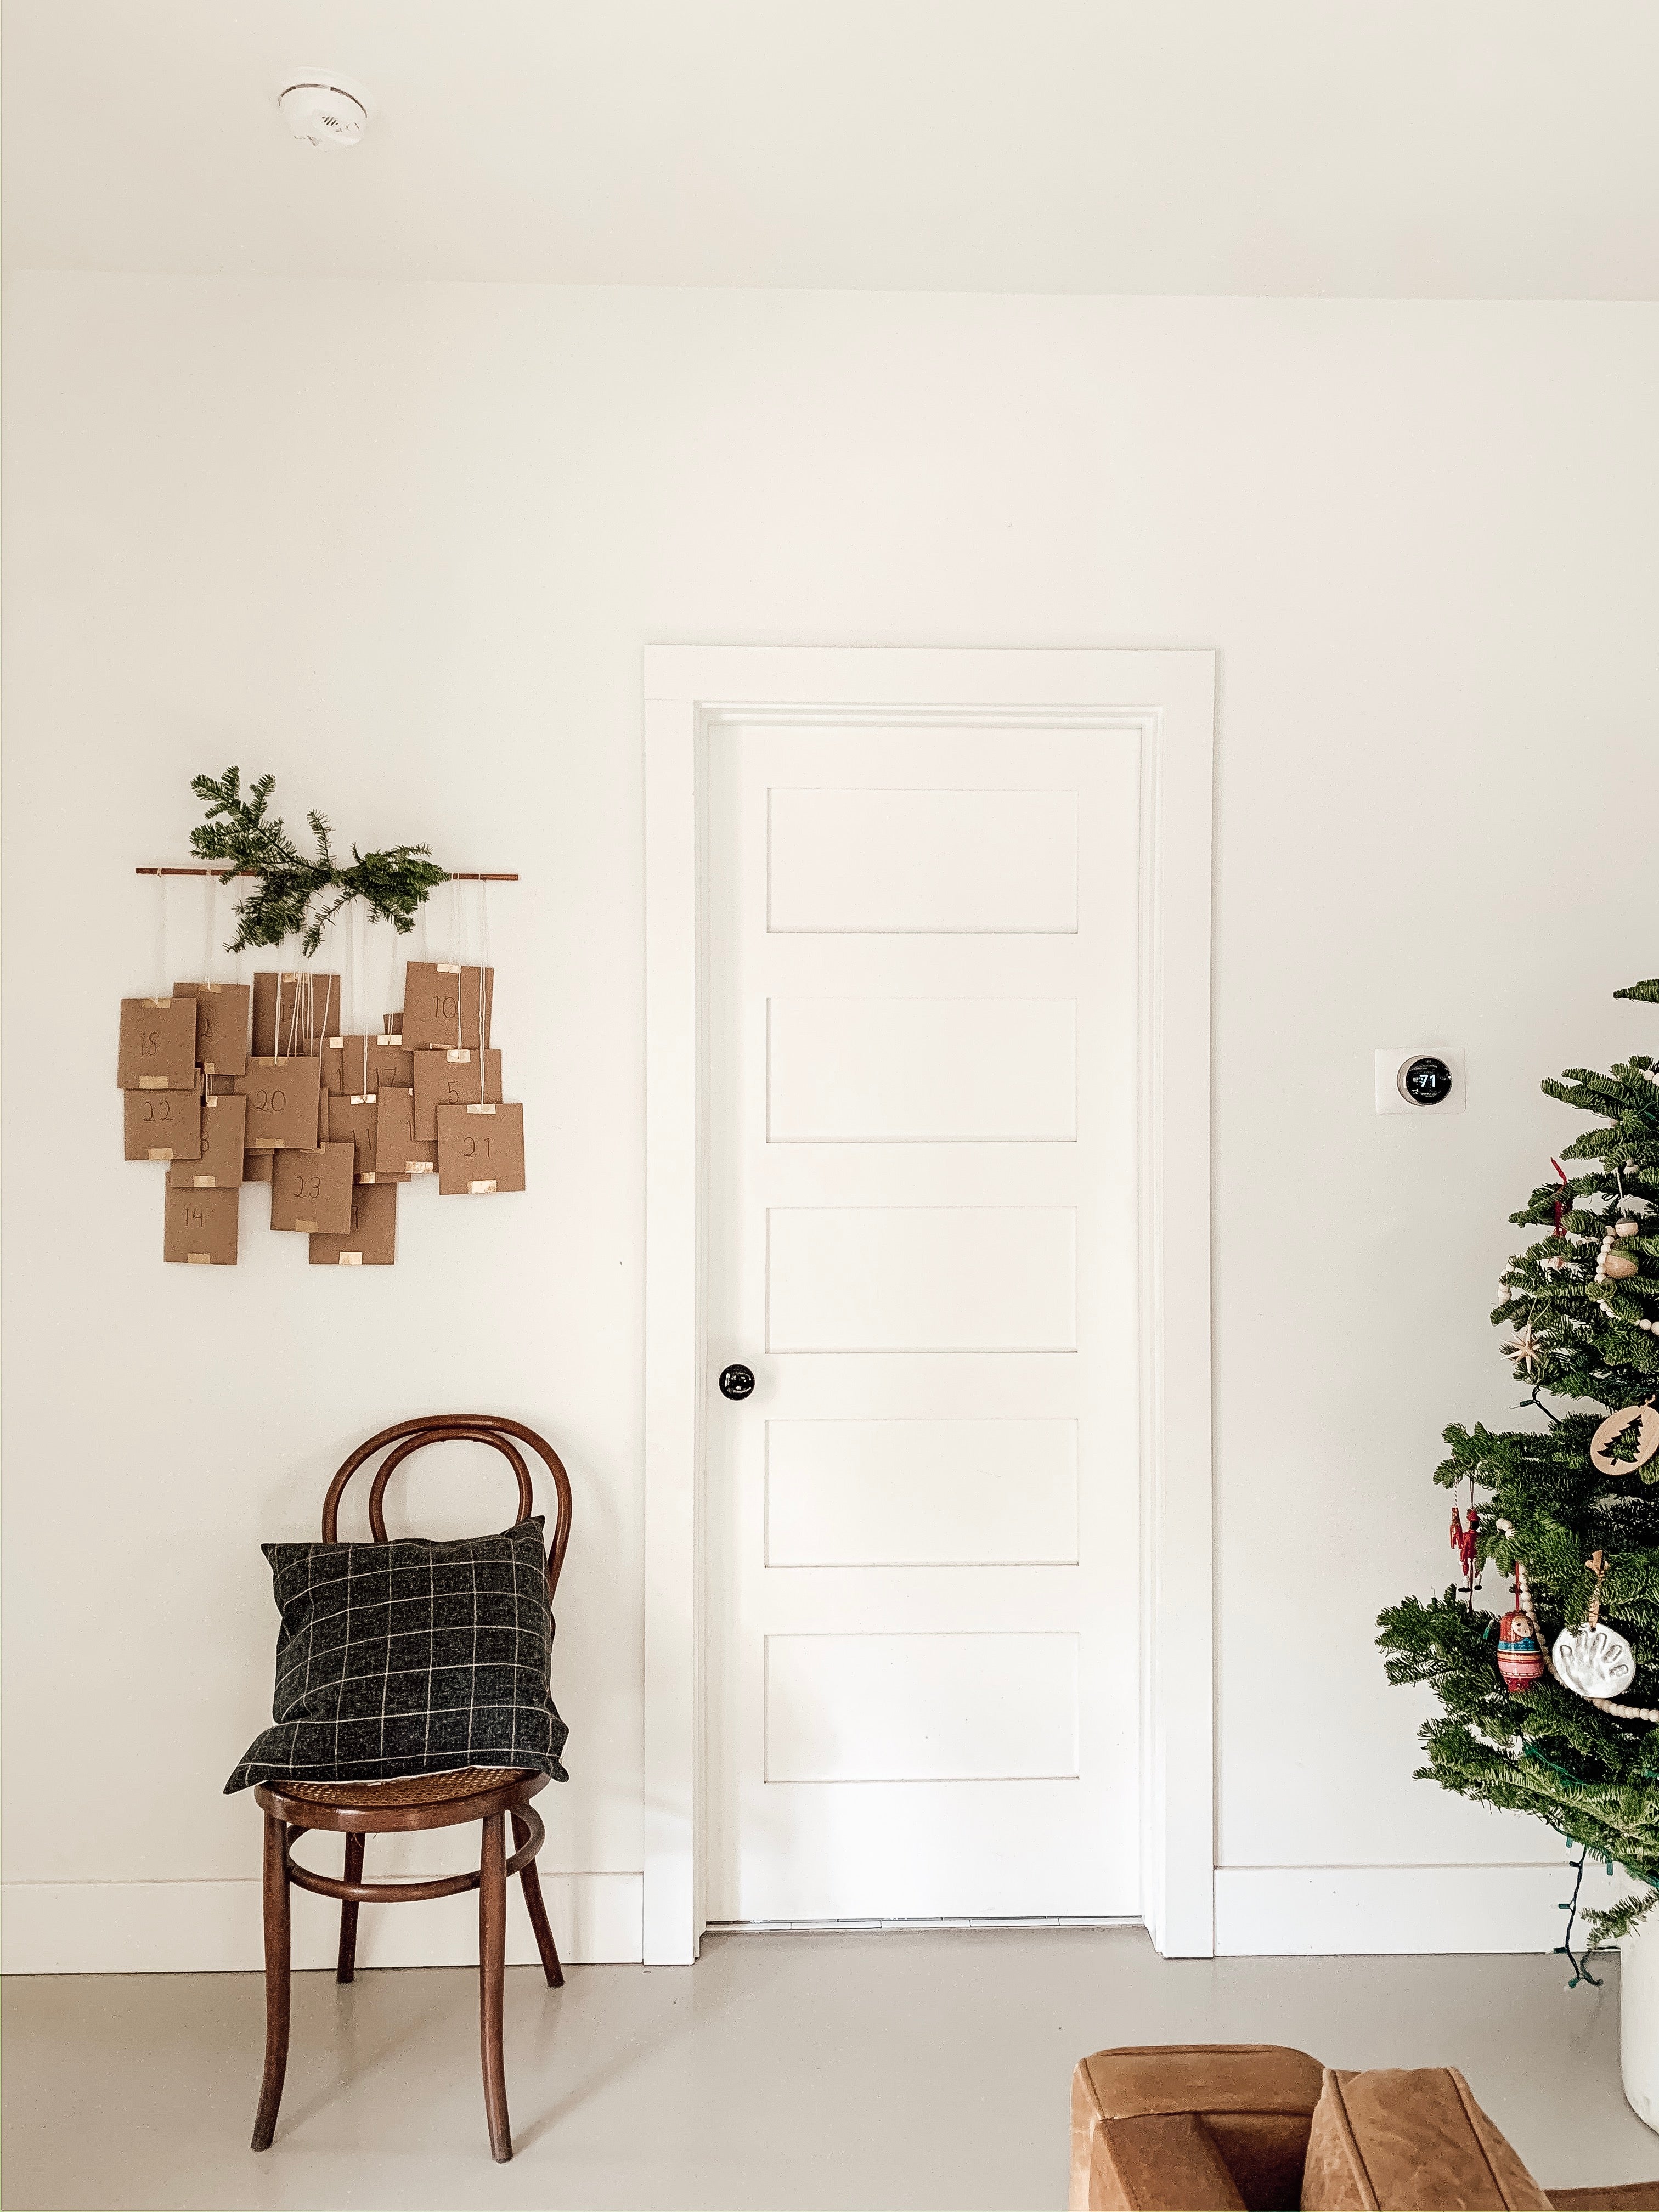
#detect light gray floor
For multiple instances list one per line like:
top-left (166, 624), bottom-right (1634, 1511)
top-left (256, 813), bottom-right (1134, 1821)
top-left (3, 1928), bottom-right (1656, 2212)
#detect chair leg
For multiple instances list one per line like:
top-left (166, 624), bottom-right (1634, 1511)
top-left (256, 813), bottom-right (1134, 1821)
top-left (511, 1809), bottom-right (565, 1989)
top-left (337, 1832), bottom-right (365, 1983)
top-left (478, 1810), bottom-right (512, 2162)
top-left (251, 1815), bottom-right (292, 2152)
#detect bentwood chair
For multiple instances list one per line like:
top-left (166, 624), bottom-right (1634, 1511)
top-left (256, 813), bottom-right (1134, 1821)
top-left (250, 1414), bottom-right (574, 2163)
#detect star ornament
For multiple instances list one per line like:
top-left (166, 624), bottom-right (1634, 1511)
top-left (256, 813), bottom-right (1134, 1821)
top-left (1502, 1323), bottom-right (1544, 1374)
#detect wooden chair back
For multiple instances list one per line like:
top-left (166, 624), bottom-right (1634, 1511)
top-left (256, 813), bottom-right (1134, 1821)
top-left (320, 1414), bottom-right (573, 1607)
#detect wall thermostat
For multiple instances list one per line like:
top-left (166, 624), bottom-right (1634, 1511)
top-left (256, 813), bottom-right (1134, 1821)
top-left (1375, 1046), bottom-right (1465, 1115)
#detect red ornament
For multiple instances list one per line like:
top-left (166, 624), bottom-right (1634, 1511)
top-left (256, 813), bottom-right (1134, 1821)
top-left (1497, 1610), bottom-right (1545, 1694)
top-left (1450, 1506), bottom-right (1480, 1579)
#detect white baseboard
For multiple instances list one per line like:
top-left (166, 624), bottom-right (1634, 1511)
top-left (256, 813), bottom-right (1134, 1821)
top-left (1215, 1863), bottom-right (1631, 1957)
top-left (0, 1871), bottom-right (644, 1974)
top-left (11, 1863), bottom-right (1622, 1971)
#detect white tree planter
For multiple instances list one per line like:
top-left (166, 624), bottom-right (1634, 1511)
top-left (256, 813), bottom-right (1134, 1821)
top-left (1624, 1912), bottom-right (1659, 2131)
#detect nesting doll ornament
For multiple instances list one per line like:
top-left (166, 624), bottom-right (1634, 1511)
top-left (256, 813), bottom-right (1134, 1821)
top-left (1496, 1610), bottom-right (1545, 1694)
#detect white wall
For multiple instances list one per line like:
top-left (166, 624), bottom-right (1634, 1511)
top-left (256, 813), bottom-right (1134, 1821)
top-left (3, 275), bottom-right (1655, 1969)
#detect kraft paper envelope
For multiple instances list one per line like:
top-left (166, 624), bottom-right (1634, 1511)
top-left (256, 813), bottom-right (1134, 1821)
top-left (411, 1047), bottom-right (503, 1142)
top-left (375, 1087), bottom-right (437, 1177)
top-left (326, 1092), bottom-right (379, 1179)
top-left (368, 1032), bottom-right (415, 1092)
top-left (236, 1057), bottom-right (323, 1150)
top-left (163, 1184), bottom-right (239, 1265)
top-left (118, 997), bottom-right (198, 1091)
top-left (309, 1181), bottom-right (397, 1266)
top-left (172, 980), bottom-right (251, 1079)
top-left (436, 1101), bottom-right (526, 1196)
top-left (167, 1091), bottom-right (247, 1188)
top-left (270, 1142), bottom-right (355, 1234)
top-left (321, 1036), bottom-right (380, 1099)
top-left (251, 972), bottom-right (341, 1056)
top-left (402, 961), bottom-right (494, 1051)
top-left (124, 1079), bottom-right (203, 1162)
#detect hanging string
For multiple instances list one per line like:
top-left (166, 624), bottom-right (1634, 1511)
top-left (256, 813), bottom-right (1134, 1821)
top-left (451, 876), bottom-right (465, 1053)
top-left (155, 876), bottom-right (169, 997)
top-left (201, 874), bottom-right (215, 985)
top-left (348, 898), bottom-right (361, 1042)
top-left (478, 879), bottom-right (492, 1051)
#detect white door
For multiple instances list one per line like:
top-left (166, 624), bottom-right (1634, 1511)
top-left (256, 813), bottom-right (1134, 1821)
top-left (706, 717), bottom-right (1142, 1923)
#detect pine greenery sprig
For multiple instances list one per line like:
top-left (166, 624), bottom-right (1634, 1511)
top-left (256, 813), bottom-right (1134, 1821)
top-left (189, 768), bottom-right (450, 956)
top-left (1377, 980), bottom-right (1659, 1949)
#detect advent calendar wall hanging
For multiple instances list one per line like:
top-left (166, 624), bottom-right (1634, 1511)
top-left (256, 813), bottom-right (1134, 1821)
top-left (121, 769), bottom-right (522, 1268)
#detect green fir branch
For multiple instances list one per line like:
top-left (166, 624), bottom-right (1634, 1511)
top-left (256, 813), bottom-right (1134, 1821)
top-left (189, 768), bottom-right (450, 956)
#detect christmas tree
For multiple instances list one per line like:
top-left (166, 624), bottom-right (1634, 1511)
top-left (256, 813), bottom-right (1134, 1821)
top-left (1378, 978), bottom-right (1659, 1959)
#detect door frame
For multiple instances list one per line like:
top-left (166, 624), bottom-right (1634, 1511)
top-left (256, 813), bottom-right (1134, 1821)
top-left (643, 646), bottom-right (1216, 1963)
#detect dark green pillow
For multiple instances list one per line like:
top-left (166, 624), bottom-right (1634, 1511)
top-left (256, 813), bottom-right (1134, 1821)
top-left (227, 1517), bottom-right (569, 1793)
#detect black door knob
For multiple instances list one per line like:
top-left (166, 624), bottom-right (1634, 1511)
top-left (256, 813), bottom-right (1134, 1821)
top-left (719, 1364), bottom-right (755, 1401)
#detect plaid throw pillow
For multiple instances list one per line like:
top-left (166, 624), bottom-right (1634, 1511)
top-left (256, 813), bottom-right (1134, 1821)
top-left (226, 1517), bottom-right (569, 1793)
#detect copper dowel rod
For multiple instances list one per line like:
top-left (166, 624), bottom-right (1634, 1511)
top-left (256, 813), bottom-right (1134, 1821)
top-left (135, 867), bottom-right (518, 881)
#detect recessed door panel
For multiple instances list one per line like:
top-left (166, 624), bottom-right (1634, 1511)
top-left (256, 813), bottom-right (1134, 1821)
top-left (766, 1206), bottom-right (1077, 1353)
top-left (765, 1417), bottom-right (1079, 1567)
top-left (765, 1633), bottom-right (1080, 1782)
top-left (768, 996), bottom-right (1077, 1143)
top-left (768, 787), bottom-right (1078, 934)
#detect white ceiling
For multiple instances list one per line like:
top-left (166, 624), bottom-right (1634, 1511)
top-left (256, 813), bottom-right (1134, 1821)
top-left (4, 1), bottom-right (1657, 296)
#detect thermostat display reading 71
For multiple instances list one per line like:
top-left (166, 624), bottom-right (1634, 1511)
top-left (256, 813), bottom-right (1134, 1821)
top-left (1374, 1047), bottom-right (1465, 1116)
top-left (1400, 1055), bottom-right (1454, 1107)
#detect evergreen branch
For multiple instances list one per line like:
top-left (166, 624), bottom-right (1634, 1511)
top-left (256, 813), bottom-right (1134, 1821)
top-left (188, 768), bottom-right (449, 955)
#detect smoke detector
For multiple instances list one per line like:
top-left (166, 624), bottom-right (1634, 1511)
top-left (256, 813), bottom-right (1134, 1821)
top-left (278, 75), bottom-right (372, 150)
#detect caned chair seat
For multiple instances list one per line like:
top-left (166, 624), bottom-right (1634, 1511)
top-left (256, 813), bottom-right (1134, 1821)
top-left (276, 1768), bottom-right (532, 1806)
top-left (249, 1415), bottom-right (573, 2165)
top-left (258, 1767), bottom-right (545, 1831)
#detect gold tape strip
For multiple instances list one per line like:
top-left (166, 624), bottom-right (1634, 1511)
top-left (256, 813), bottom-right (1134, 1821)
top-left (138, 1077), bottom-right (168, 1090)
top-left (295, 1218), bottom-right (319, 1232)
top-left (339, 1251), bottom-right (363, 1266)
top-left (192, 1176), bottom-right (215, 1188)
top-left (408, 1161), bottom-right (434, 1174)
top-left (147, 1147), bottom-right (173, 1161)
top-left (469, 1179), bottom-right (499, 1194)
top-left (466, 1104), bottom-right (496, 1116)
top-left (141, 996), bottom-right (173, 1008)
top-left (187, 1252), bottom-right (211, 1264)
top-left (437, 962), bottom-right (461, 974)
top-left (447, 1049), bottom-right (472, 1063)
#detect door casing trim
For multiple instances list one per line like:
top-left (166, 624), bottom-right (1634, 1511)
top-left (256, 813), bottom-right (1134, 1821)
top-left (643, 646), bottom-right (1216, 1962)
